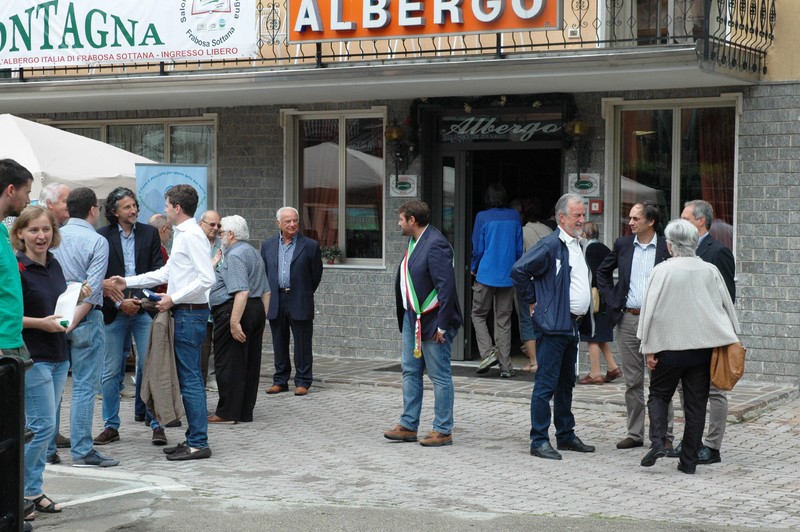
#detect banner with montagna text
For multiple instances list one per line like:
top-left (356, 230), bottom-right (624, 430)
top-left (0, 1), bottom-right (257, 68)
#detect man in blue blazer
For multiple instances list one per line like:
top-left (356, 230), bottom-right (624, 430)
top-left (385, 200), bottom-right (462, 447)
top-left (596, 201), bottom-right (672, 451)
top-left (96, 187), bottom-right (166, 447)
top-left (261, 206), bottom-right (323, 396)
top-left (680, 199), bottom-right (736, 465)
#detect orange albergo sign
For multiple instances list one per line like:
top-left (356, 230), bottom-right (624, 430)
top-left (288, 0), bottom-right (562, 42)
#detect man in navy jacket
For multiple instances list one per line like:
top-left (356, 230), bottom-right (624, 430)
top-left (511, 193), bottom-right (595, 460)
top-left (261, 206), bottom-right (323, 397)
top-left (385, 200), bottom-right (462, 447)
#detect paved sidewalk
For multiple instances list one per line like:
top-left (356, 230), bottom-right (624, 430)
top-left (314, 356), bottom-right (798, 422)
top-left (31, 356), bottom-right (800, 531)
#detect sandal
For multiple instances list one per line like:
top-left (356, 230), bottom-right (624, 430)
top-left (521, 363), bottom-right (538, 373)
top-left (28, 493), bottom-right (62, 514)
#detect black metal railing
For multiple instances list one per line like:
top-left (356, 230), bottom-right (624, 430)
top-left (2, 0), bottom-right (775, 82)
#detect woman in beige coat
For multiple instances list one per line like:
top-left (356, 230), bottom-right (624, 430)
top-left (636, 219), bottom-right (740, 474)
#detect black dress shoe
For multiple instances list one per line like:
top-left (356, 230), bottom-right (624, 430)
top-left (697, 445), bottom-right (721, 465)
top-left (557, 436), bottom-right (595, 453)
top-left (134, 414), bottom-right (145, 422)
top-left (530, 441), bottom-right (562, 460)
top-left (640, 447), bottom-right (667, 467)
top-left (677, 462), bottom-right (696, 475)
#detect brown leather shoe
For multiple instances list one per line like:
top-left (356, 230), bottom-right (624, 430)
top-left (294, 386), bottom-right (309, 396)
top-left (93, 427), bottom-right (120, 445)
top-left (616, 437), bottom-right (644, 449)
top-left (384, 424), bottom-right (418, 442)
top-left (207, 415), bottom-right (236, 424)
top-left (419, 431), bottom-right (452, 447)
top-left (604, 367), bottom-right (623, 383)
top-left (578, 374), bottom-right (604, 385)
top-left (266, 384), bottom-right (289, 394)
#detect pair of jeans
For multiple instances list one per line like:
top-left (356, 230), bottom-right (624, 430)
top-left (24, 360), bottom-right (69, 496)
top-left (515, 290), bottom-right (541, 342)
top-left (172, 308), bottom-right (210, 449)
top-left (399, 313), bottom-right (456, 435)
top-left (102, 311), bottom-right (161, 430)
top-left (67, 309), bottom-right (105, 460)
top-left (529, 321), bottom-right (579, 448)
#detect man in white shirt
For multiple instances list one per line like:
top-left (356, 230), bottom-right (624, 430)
top-left (511, 193), bottom-right (596, 460)
top-left (108, 185), bottom-right (215, 461)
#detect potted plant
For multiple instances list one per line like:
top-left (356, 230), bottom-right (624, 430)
top-left (321, 245), bottom-right (341, 264)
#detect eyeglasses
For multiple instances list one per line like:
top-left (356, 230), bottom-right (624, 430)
top-left (201, 220), bottom-right (220, 228)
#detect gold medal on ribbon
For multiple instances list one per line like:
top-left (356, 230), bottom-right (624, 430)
top-left (413, 348), bottom-right (422, 358)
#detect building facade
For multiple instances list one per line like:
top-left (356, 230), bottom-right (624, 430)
top-left (1, 1), bottom-right (796, 385)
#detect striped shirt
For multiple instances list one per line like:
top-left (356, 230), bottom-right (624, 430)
top-left (53, 218), bottom-right (109, 307)
top-left (625, 234), bottom-right (658, 310)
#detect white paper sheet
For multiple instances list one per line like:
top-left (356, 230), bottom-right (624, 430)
top-left (54, 282), bottom-right (83, 328)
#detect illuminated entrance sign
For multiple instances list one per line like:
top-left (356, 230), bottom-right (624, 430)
top-left (288, 0), bottom-right (561, 43)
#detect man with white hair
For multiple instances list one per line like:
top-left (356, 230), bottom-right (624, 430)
top-left (511, 193), bottom-right (596, 460)
top-left (260, 206), bottom-right (322, 396)
top-left (207, 215), bottom-right (269, 423)
top-left (39, 183), bottom-right (71, 226)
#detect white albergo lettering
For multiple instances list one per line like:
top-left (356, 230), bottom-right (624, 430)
top-left (330, 0), bottom-right (355, 30)
top-left (472, 0), bottom-right (504, 23)
top-left (363, 0), bottom-right (391, 28)
top-left (294, 0), bottom-right (323, 32)
top-left (511, 0), bottom-right (544, 19)
top-left (434, 0), bottom-right (465, 24)
top-left (398, 0), bottom-right (425, 26)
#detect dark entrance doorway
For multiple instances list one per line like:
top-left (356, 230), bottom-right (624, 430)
top-left (465, 148), bottom-right (562, 361)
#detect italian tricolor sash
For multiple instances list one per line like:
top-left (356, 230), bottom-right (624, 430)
top-left (399, 237), bottom-right (439, 358)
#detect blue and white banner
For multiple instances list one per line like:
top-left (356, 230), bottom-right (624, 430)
top-left (0, 1), bottom-right (257, 68)
top-left (136, 163), bottom-right (209, 224)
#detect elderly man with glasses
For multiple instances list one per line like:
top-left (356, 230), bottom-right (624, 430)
top-left (207, 215), bottom-right (269, 423)
top-left (198, 210), bottom-right (222, 388)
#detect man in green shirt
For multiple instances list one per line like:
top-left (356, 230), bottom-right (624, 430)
top-left (0, 159), bottom-right (33, 358)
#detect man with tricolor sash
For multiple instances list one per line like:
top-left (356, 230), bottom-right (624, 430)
top-left (384, 200), bottom-right (463, 447)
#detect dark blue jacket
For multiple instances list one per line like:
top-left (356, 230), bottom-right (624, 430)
top-left (260, 233), bottom-right (323, 321)
top-left (511, 228), bottom-right (592, 336)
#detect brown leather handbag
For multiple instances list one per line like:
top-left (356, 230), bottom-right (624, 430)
top-left (710, 342), bottom-right (746, 391)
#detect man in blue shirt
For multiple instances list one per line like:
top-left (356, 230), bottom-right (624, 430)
top-left (95, 188), bottom-right (166, 448)
top-left (53, 187), bottom-right (119, 468)
top-left (471, 184), bottom-right (523, 377)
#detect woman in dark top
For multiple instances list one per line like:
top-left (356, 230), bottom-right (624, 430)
top-left (12, 206), bottom-right (88, 520)
top-left (578, 222), bottom-right (622, 385)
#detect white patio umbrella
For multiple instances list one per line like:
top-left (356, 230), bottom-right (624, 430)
top-left (0, 114), bottom-right (155, 204)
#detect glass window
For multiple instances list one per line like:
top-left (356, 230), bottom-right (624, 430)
top-left (170, 124), bottom-right (214, 165)
top-left (297, 114), bottom-right (385, 263)
top-left (108, 124), bottom-right (165, 162)
top-left (679, 107), bottom-right (736, 249)
top-left (619, 109), bottom-right (672, 235)
top-left (615, 102), bottom-right (736, 249)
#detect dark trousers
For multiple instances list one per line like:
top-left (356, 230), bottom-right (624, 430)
top-left (529, 320), bottom-right (580, 448)
top-left (269, 293), bottom-right (314, 388)
top-left (212, 299), bottom-right (266, 422)
top-left (647, 354), bottom-right (711, 470)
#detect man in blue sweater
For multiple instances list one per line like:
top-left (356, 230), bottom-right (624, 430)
top-left (471, 183), bottom-right (523, 378)
top-left (511, 193), bottom-right (596, 460)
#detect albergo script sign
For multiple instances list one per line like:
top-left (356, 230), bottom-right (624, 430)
top-left (289, 0), bottom-right (562, 42)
